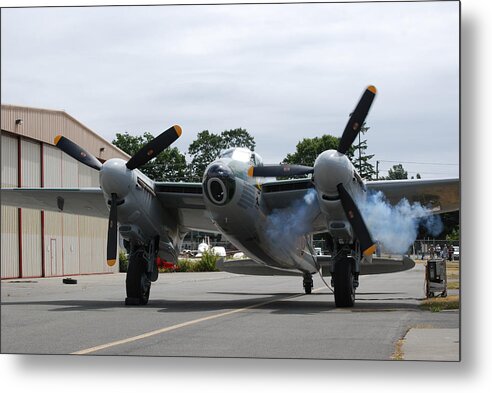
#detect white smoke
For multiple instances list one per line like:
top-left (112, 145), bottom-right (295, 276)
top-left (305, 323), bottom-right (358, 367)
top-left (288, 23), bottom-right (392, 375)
top-left (358, 190), bottom-right (443, 254)
top-left (264, 188), bottom-right (442, 256)
top-left (265, 188), bottom-right (318, 247)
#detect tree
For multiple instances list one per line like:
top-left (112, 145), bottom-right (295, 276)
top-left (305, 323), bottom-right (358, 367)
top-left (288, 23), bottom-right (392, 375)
top-left (385, 163), bottom-right (408, 180)
top-left (351, 124), bottom-right (376, 180)
top-left (283, 134), bottom-right (355, 167)
top-left (221, 128), bottom-right (255, 151)
top-left (112, 132), bottom-right (187, 181)
top-left (188, 128), bottom-right (256, 182)
top-left (284, 135), bottom-right (336, 166)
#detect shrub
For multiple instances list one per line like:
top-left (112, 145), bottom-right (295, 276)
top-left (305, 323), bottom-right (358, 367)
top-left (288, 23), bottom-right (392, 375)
top-left (194, 250), bottom-right (219, 272)
top-left (119, 251), bottom-right (129, 273)
top-left (158, 252), bottom-right (219, 273)
top-left (175, 258), bottom-right (195, 272)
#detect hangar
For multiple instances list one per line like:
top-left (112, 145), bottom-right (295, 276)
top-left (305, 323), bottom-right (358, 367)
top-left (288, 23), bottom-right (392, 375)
top-left (1, 104), bottom-right (129, 279)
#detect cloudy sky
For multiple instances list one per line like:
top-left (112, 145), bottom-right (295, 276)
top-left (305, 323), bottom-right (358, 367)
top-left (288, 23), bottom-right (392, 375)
top-left (1, 1), bottom-right (459, 179)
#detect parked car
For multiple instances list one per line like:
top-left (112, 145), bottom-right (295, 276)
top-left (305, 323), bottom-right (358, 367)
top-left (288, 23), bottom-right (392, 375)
top-left (453, 246), bottom-right (460, 260)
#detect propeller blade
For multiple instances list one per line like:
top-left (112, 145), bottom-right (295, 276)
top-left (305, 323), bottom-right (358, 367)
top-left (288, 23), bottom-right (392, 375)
top-left (248, 164), bottom-right (314, 178)
top-left (54, 135), bottom-right (103, 171)
top-left (337, 85), bottom-right (377, 155)
top-left (126, 125), bottom-right (182, 170)
top-left (107, 193), bottom-right (118, 267)
top-left (337, 183), bottom-right (376, 256)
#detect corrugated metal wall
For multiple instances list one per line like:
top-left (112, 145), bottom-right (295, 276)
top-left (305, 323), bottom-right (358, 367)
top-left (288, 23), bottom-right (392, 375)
top-left (1, 104), bottom-right (123, 279)
top-left (43, 144), bottom-right (63, 277)
top-left (1, 133), bottom-right (19, 279)
top-left (78, 164), bottom-right (110, 274)
top-left (60, 153), bottom-right (80, 275)
top-left (20, 139), bottom-right (43, 278)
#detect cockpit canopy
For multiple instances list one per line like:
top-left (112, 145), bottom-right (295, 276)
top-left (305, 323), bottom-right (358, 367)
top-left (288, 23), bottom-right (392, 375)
top-left (219, 147), bottom-right (263, 166)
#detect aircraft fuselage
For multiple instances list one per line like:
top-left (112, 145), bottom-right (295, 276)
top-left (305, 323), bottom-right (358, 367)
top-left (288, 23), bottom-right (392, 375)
top-left (202, 147), bottom-right (368, 274)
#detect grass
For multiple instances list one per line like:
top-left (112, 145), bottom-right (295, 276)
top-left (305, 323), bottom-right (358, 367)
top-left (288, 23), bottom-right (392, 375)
top-left (391, 339), bottom-right (405, 360)
top-left (446, 261), bottom-right (460, 282)
top-left (447, 281), bottom-right (460, 290)
top-left (420, 295), bottom-right (460, 312)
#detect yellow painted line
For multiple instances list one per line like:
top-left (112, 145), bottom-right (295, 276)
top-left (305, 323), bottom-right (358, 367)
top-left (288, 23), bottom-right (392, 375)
top-left (72, 287), bottom-right (327, 355)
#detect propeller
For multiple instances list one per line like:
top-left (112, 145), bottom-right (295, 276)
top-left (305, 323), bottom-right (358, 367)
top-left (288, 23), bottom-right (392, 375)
top-left (247, 85), bottom-right (377, 254)
top-left (337, 85), bottom-right (377, 155)
top-left (107, 193), bottom-right (118, 266)
top-left (126, 125), bottom-right (182, 170)
top-left (54, 124), bottom-right (183, 267)
top-left (54, 135), bottom-right (103, 171)
top-left (337, 184), bottom-right (376, 256)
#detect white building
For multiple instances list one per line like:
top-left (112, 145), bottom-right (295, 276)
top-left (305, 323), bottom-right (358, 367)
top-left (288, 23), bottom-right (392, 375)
top-left (1, 104), bottom-right (129, 279)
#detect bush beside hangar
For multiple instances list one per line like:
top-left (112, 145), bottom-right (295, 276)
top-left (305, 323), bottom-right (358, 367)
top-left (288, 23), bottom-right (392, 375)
top-left (1, 104), bottom-right (129, 279)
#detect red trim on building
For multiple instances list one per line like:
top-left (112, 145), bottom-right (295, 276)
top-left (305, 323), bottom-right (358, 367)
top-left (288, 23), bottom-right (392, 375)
top-left (60, 157), bottom-right (65, 277)
top-left (17, 135), bottom-right (22, 278)
top-left (40, 142), bottom-right (46, 277)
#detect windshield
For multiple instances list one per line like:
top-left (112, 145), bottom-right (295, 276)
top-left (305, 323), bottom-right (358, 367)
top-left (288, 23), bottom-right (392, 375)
top-left (219, 148), bottom-right (252, 163)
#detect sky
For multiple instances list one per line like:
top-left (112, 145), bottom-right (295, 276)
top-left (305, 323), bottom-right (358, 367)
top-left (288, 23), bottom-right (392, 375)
top-left (1, 1), bottom-right (460, 179)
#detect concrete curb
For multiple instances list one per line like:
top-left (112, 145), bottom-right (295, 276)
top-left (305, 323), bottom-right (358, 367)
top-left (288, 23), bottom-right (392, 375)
top-left (402, 328), bottom-right (460, 361)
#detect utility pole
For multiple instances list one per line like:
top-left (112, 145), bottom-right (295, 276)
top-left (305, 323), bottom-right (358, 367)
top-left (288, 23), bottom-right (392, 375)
top-left (358, 132), bottom-right (361, 173)
top-left (376, 160), bottom-right (379, 180)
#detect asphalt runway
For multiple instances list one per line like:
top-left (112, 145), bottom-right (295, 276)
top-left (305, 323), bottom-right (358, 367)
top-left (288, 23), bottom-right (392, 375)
top-left (1, 264), bottom-right (459, 359)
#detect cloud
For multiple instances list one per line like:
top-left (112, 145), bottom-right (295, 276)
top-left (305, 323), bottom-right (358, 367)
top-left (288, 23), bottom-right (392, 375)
top-left (1, 2), bottom-right (459, 177)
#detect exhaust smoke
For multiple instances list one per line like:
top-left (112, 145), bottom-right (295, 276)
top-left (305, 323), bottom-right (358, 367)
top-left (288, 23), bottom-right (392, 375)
top-left (358, 190), bottom-right (443, 254)
top-left (264, 189), bottom-right (318, 248)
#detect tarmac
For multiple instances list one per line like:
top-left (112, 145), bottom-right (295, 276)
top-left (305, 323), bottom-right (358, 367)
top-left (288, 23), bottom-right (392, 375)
top-left (1, 263), bottom-right (460, 360)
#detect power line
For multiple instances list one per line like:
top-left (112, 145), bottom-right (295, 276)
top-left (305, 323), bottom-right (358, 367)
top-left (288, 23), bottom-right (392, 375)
top-left (377, 168), bottom-right (457, 176)
top-left (376, 159), bottom-right (458, 166)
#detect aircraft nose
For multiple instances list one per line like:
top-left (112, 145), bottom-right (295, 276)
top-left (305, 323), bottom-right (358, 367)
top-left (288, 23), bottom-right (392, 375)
top-left (203, 163), bottom-right (236, 205)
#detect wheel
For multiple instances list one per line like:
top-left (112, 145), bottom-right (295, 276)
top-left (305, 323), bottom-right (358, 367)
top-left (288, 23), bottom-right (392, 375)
top-left (333, 257), bottom-right (355, 307)
top-left (303, 273), bottom-right (313, 294)
top-left (125, 249), bottom-right (151, 305)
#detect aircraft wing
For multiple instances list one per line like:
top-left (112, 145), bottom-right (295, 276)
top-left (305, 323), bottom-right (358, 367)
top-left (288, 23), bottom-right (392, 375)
top-left (0, 188), bottom-right (108, 218)
top-left (1, 183), bottom-right (219, 232)
top-left (154, 182), bottom-right (218, 232)
top-left (216, 256), bottom-right (415, 276)
top-left (260, 178), bottom-right (315, 209)
top-left (366, 178), bottom-right (459, 213)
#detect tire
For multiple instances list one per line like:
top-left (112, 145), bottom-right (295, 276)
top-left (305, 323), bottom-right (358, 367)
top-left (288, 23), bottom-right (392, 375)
top-left (125, 250), bottom-right (151, 305)
top-left (333, 258), bottom-right (355, 307)
top-left (303, 274), bottom-right (313, 294)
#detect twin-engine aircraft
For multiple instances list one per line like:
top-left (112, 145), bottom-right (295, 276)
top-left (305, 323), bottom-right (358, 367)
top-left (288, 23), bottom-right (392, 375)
top-left (1, 86), bottom-right (459, 307)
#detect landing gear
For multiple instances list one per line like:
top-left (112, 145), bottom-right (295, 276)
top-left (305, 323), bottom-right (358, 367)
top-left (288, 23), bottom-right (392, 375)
top-left (125, 237), bottom-right (160, 305)
top-left (332, 257), bottom-right (356, 308)
top-left (303, 273), bottom-right (313, 294)
top-left (125, 248), bottom-right (151, 305)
